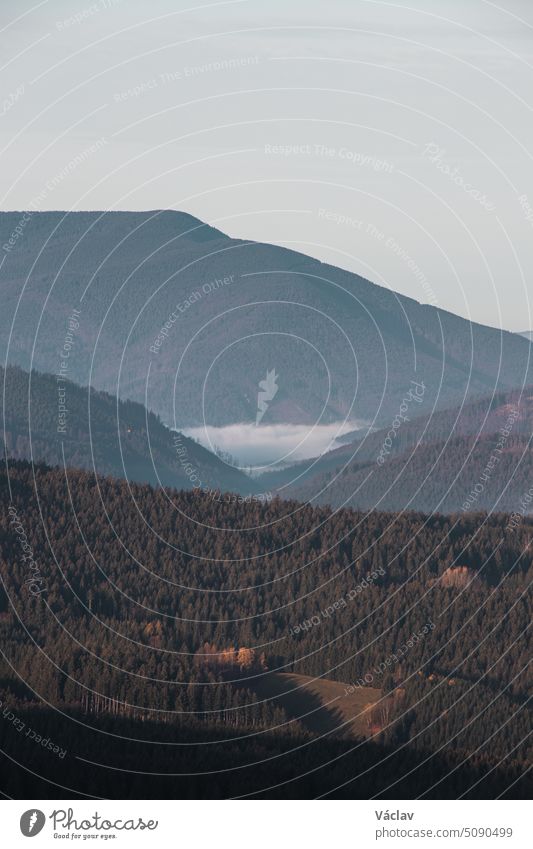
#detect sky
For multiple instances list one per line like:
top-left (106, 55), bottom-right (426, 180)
top-left (1, 0), bottom-right (533, 331)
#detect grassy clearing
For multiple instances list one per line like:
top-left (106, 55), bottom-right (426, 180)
top-left (252, 672), bottom-right (381, 738)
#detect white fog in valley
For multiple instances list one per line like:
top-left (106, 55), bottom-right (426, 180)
top-left (182, 421), bottom-right (368, 472)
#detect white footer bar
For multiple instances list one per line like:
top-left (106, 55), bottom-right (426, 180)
top-left (3, 799), bottom-right (529, 848)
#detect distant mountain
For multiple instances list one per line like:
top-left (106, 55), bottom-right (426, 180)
top-left (0, 365), bottom-right (254, 495)
top-left (518, 330), bottom-right (533, 342)
top-left (1, 211), bottom-right (533, 428)
top-left (259, 385), bottom-right (533, 514)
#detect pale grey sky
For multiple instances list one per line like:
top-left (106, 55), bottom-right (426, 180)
top-left (1, 0), bottom-right (533, 330)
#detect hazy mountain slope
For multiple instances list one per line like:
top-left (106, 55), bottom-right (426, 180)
top-left (273, 386), bottom-right (533, 513)
top-left (289, 432), bottom-right (533, 515)
top-left (1, 210), bottom-right (532, 428)
top-left (0, 365), bottom-right (254, 494)
top-left (259, 385), bottom-right (533, 492)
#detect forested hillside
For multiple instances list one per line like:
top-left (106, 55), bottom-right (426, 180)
top-left (262, 386), bottom-right (533, 514)
top-left (0, 461), bottom-right (530, 798)
top-left (0, 365), bottom-right (254, 494)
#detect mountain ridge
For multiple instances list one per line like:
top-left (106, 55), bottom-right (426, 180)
top-left (2, 210), bottom-right (532, 429)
